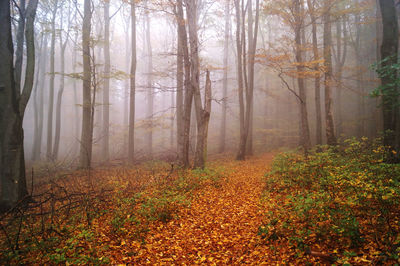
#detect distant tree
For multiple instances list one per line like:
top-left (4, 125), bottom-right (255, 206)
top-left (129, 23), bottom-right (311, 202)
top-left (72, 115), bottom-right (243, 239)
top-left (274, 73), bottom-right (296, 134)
top-left (323, 0), bottom-right (337, 146)
top-left (46, 0), bottom-right (59, 160)
top-left (219, 0), bottom-right (230, 153)
top-left (0, 0), bottom-right (38, 208)
top-left (128, 0), bottom-right (137, 163)
top-left (377, 0), bottom-right (399, 158)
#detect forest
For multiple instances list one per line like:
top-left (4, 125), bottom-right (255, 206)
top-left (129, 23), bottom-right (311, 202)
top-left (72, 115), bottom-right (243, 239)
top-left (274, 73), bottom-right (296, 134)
top-left (0, 0), bottom-right (400, 264)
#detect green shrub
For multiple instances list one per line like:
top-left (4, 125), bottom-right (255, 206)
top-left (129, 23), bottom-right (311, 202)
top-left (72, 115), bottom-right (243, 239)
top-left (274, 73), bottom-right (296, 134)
top-left (261, 137), bottom-right (400, 262)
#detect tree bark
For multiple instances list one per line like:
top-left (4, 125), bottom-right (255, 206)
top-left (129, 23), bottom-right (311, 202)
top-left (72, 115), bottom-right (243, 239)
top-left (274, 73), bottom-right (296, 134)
top-left (0, 0), bottom-right (38, 209)
top-left (323, 1), bottom-right (337, 146)
top-left (46, 0), bottom-right (59, 160)
top-left (145, 0), bottom-right (153, 157)
top-left (79, 0), bottom-right (93, 168)
top-left (294, 0), bottom-right (311, 151)
top-left (177, 0), bottom-right (193, 168)
top-left (102, 0), bottom-right (111, 161)
top-left (378, 0), bottom-right (399, 155)
top-left (176, 4), bottom-right (184, 160)
top-left (307, 0), bottom-right (322, 145)
top-left (128, 0), bottom-right (137, 163)
top-left (219, 0), bottom-right (230, 153)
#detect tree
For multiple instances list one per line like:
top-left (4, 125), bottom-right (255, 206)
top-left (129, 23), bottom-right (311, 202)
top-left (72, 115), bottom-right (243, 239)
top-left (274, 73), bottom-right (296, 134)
top-left (219, 0), bottom-right (230, 153)
top-left (80, 0), bottom-right (93, 168)
top-left (307, 0), bottom-right (322, 145)
top-left (53, 2), bottom-right (72, 159)
top-left (102, 0), bottom-right (111, 162)
top-left (176, 0), bottom-right (193, 168)
top-left (323, 0), bottom-right (337, 145)
top-left (235, 0), bottom-right (260, 160)
top-left (128, 0), bottom-right (137, 163)
top-left (145, 0), bottom-right (154, 157)
top-left (377, 0), bottom-right (399, 157)
top-left (46, 0), bottom-right (59, 160)
top-left (0, 0), bottom-right (38, 208)
top-left (294, 0), bottom-right (311, 151)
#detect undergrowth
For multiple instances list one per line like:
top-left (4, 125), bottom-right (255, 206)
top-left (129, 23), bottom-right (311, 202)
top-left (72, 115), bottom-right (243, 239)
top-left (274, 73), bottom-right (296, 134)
top-left (0, 163), bottom-right (226, 265)
top-left (260, 137), bottom-right (400, 264)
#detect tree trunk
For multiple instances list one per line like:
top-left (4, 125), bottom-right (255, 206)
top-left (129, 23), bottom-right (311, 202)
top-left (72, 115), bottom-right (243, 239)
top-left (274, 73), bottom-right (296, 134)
top-left (177, 0), bottom-right (193, 168)
top-left (102, 0), bottom-right (111, 161)
top-left (0, 0), bottom-right (38, 209)
top-left (378, 0), bottom-right (399, 155)
top-left (294, 0), bottom-right (311, 151)
top-left (145, 0), bottom-right (153, 157)
top-left (323, 1), bottom-right (337, 146)
top-left (219, 0), bottom-right (230, 153)
top-left (176, 7), bottom-right (184, 159)
top-left (307, 0), bottom-right (322, 145)
top-left (79, 0), bottom-right (93, 168)
top-left (32, 32), bottom-right (45, 161)
top-left (53, 4), bottom-right (70, 160)
top-left (128, 0), bottom-right (137, 163)
top-left (46, 0), bottom-right (58, 160)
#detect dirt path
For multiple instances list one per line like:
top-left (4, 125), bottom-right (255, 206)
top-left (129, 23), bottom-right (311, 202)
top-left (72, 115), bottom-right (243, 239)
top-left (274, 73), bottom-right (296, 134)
top-left (126, 154), bottom-right (277, 265)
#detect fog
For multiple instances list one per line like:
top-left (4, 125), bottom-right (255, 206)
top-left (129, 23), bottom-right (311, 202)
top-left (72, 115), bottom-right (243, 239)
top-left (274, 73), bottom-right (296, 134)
top-left (18, 0), bottom-right (382, 166)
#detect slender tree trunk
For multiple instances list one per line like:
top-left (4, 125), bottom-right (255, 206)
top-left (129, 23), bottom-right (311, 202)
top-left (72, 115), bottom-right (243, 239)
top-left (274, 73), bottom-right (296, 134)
top-left (46, 0), bottom-right (58, 160)
top-left (294, 0), bottom-right (311, 151)
top-left (235, 0), bottom-right (246, 160)
top-left (123, 17), bottom-right (130, 157)
top-left (102, 0), bottom-right (110, 161)
top-left (307, 0), bottom-right (322, 145)
top-left (128, 0), bottom-right (137, 163)
top-left (323, 1), bottom-right (337, 145)
top-left (378, 0), bottom-right (399, 155)
top-left (72, 31), bottom-right (80, 155)
top-left (176, 5), bottom-right (184, 160)
top-left (32, 32), bottom-right (45, 161)
top-left (145, 0), bottom-right (153, 157)
top-left (177, 0), bottom-right (193, 168)
top-left (80, 0), bottom-right (93, 168)
top-left (219, 0), bottom-right (230, 153)
top-left (53, 4), bottom-right (69, 160)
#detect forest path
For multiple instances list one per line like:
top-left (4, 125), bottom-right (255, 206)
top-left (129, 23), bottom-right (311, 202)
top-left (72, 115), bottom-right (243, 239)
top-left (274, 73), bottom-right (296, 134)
top-left (129, 153), bottom-right (276, 265)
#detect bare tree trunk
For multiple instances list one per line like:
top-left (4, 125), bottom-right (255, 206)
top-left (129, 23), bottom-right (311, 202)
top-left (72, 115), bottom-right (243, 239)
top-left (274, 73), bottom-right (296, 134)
top-left (53, 3), bottom-right (70, 160)
top-left (46, 0), bottom-right (58, 160)
top-left (294, 0), bottom-right (311, 151)
top-left (145, 0), bottom-right (153, 157)
top-left (307, 0), bottom-right (322, 145)
top-left (378, 0), bottom-right (399, 156)
top-left (176, 5), bottom-right (184, 160)
top-left (128, 0), bottom-right (137, 163)
top-left (102, 0), bottom-right (111, 162)
top-left (219, 0), bottom-right (230, 153)
top-left (123, 16), bottom-right (130, 157)
top-left (177, 0), bottom-right (193, 168)
top-left (185, 0), bottom-right (213, 169)
top-left (235, 0), bottom-right (246, 160)
top-left (0, 0), bottom-right (38, 208)
top-left (32, 32), bottom-right (45, 161)
top-left (72, 30), bottom-right (80, 155)
top-left (323, 1), bottom-right (337, 146)
top-left (79, 0), bottom-right (93, 168)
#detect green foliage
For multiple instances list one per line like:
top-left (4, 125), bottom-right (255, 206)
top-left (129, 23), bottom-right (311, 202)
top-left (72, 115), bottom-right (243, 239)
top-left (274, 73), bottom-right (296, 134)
top-left (371, 56), bottom-right (400, 104)
top-left (261, 137), bottom-right (400, 261)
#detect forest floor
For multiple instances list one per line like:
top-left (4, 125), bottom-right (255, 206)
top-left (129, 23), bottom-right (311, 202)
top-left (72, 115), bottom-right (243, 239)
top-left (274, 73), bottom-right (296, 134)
top-left (106, 153), bottom-right (318, 265)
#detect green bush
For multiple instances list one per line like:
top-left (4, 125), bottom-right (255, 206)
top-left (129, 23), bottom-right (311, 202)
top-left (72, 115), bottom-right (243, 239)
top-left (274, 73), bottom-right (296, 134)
top-left (260, 137), bottom-right (400, 263)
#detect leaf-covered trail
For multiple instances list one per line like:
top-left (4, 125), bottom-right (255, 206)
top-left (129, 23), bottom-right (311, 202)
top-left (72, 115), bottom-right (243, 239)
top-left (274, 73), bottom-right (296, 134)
top-left (123, 154), bottom-right (280, 265)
